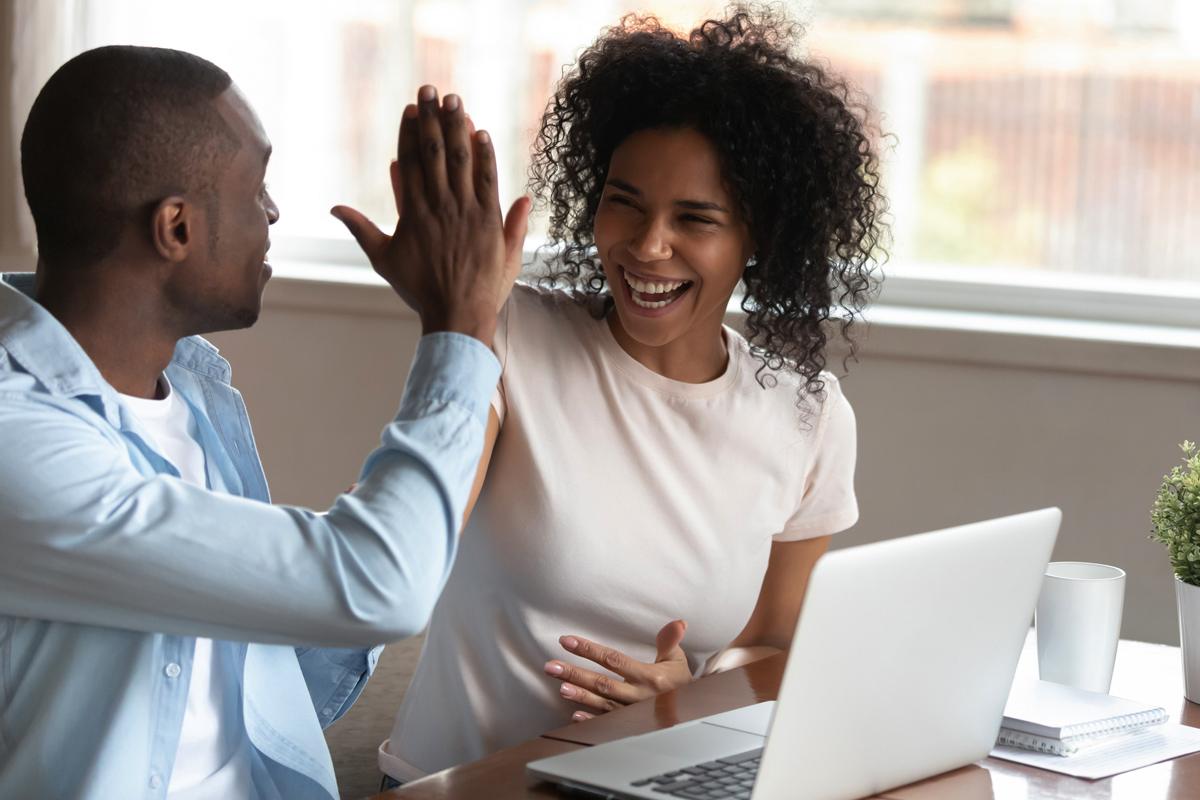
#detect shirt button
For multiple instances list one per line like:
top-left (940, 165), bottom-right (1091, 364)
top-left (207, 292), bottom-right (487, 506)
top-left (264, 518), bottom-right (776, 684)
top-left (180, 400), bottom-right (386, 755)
top-left (149, 773), bottom-right (162, 789)
top-left (322, 707), bottom-right (333, 717)
top-left (164, 663), bottom-right (182, 679)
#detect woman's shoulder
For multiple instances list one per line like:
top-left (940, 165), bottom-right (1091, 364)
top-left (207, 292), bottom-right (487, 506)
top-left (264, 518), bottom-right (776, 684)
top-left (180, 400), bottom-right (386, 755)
top-left (724, 327), bottom-right (850, 420)
top-left (496, 282), bottom-right (604, 365)
top-left (508, 280), bottom-right (601, 317)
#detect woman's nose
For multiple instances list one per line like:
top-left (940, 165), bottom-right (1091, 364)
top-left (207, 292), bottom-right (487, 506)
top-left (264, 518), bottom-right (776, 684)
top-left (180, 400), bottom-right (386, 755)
top-left (627, 217), bottom-right (672, 262)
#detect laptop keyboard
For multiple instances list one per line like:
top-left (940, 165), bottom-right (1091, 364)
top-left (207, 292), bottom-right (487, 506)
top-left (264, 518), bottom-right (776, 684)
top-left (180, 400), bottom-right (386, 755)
top-left (629, 747), bottom-right (762, 798)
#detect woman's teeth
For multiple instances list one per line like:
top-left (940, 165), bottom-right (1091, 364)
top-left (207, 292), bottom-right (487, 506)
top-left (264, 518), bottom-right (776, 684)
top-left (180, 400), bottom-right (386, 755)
top-left (624, 273), bottom-right (686, 294)
top-left (623, 271), bottom-right (692, 309)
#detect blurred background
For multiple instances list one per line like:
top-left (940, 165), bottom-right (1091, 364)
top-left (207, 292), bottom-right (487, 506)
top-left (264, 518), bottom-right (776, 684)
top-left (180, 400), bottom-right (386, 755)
top-left (10, 0), bottom-right (1200, 291)
top-left (5, 5), bottom-right (1199, 795)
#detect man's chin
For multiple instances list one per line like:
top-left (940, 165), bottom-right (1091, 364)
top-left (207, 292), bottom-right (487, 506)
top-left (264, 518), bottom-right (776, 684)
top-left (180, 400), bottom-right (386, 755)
top-left (233, 308), bottom-right (261, 329)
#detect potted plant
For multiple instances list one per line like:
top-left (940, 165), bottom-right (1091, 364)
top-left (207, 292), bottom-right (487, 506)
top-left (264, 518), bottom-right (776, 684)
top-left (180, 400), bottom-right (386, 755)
top-left (1152, 441), bottom-right (1200, 703)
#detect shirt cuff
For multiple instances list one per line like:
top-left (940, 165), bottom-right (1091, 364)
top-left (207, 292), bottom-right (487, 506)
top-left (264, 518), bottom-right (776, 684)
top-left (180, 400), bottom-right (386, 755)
top-left (399, 332), bottom-right (501, 426)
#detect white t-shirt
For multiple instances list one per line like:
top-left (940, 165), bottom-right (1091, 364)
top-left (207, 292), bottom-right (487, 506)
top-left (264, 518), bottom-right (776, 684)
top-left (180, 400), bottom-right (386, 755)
top-left (118, 379), bottom-right (252, 798)
top-left (382, 284), bottom-right (859, 778)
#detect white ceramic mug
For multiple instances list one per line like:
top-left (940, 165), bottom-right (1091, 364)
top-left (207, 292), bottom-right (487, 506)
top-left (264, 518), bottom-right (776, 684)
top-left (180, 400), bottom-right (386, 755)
top-left (1035, 561), bottom-right (1125, 694)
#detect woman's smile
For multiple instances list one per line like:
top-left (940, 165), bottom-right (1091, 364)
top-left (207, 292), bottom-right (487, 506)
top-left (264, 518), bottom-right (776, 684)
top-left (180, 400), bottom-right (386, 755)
top-left (619, 266), bottom-right (694, 313)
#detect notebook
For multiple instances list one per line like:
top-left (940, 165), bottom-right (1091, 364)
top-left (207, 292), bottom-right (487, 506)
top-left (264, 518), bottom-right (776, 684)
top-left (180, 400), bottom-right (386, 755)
top-left (995, 679), bottom-right (1168, 756)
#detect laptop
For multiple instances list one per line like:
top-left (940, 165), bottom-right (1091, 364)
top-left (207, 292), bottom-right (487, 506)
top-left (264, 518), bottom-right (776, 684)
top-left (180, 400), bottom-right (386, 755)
top-left (527, 507), bottom-right (1061, 800)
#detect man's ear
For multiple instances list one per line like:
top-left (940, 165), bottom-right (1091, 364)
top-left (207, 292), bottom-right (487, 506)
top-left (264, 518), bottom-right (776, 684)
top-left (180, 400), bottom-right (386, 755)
top-left (150, 196), bottom-right (195, 262)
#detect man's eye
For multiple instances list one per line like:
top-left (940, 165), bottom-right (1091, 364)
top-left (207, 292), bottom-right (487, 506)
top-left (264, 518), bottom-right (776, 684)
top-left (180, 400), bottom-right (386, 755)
top-left (682, 214), bottom-right (716, 226)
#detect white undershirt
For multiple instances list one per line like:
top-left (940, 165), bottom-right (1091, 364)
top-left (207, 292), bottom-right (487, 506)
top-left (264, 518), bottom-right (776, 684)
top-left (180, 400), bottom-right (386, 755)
top-left (119, 378), bottom-right (252, 798)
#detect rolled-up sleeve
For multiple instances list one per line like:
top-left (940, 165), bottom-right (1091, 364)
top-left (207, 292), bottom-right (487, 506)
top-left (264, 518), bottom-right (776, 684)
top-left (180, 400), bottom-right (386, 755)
top-left (0, 333), bottom-right (498, 648)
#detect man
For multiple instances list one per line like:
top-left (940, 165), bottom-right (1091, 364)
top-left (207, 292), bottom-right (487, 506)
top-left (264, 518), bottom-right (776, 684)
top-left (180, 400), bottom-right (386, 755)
top-left (0, 45), bottom-right (529, 798)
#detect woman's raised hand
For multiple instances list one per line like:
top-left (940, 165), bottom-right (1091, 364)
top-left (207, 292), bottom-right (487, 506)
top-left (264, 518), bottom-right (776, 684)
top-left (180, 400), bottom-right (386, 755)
top-left (544, 620), bottom-right (692, 721)
top-left (332, 85), bottom-right (530, 347)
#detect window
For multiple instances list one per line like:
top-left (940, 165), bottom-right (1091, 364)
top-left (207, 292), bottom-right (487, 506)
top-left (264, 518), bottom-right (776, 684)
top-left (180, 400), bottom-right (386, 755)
top-left (12, 0), bottom-right (1200, 320)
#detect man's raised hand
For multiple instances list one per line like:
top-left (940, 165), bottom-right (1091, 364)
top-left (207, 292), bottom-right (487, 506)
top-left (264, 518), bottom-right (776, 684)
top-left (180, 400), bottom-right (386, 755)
top-left (332, 85), bottom-right (530, 347)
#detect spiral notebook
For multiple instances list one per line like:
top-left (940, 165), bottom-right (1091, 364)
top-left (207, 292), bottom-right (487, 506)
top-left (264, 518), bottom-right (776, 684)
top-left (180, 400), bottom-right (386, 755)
top-left (994, 679), bottom-right (1168, 756)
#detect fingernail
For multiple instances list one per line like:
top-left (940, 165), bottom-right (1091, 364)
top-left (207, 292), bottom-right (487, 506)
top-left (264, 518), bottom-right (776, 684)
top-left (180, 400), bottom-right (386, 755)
top-left (419, 85), bottom-right (436, 102)
top-left (560, 636), bottom-right (578, 651)
top-left (544, 662), bottom-right (563, 676)
top-left (403, 104), bottom-right (418, 119)
top-left (560, 684), bottom-right (575, 698)
top-left (444, 94), bottom-right (460, 111)
top-left (572, 712), bottom-right (587, 722)
top-left (477, 130), bottom-right (490, 144)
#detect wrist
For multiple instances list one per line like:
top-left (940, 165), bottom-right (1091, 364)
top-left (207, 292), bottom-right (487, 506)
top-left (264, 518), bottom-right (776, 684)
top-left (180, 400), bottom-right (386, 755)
top-left (420, 309), bottom-right (497, 348)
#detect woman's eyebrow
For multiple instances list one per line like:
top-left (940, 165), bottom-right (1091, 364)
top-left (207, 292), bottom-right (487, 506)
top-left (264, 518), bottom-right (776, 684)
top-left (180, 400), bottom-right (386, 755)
top-left (607, 178), bottom-right (728, 213)
top-left (606, 178), bottom-right (641, 195)
top-left (676, 199), bottom-right (729, 213)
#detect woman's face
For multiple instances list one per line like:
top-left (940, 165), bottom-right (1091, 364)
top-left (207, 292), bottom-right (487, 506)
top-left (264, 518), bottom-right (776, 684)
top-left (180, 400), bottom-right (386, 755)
top-left (593, 127), bottom-right (754, 350)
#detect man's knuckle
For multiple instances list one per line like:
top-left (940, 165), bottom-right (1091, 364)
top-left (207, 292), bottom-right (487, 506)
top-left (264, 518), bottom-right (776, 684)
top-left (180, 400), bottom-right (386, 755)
top-left (447, 145), bottom-right (470, 169)
top-left (422, 139), bottom-right (442, 160)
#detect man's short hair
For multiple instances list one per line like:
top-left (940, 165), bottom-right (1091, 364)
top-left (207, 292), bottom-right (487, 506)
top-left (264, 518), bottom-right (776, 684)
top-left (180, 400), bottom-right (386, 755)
top-left (20, 45), bottom-right (240, 270)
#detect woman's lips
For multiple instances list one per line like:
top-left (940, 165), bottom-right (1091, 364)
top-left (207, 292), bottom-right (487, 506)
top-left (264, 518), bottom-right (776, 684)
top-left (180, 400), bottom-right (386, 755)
top-left (619, 266), bottom-right (692, 313)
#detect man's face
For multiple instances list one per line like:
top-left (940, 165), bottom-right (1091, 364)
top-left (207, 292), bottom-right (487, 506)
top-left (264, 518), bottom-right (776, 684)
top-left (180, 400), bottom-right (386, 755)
top-left (166, 85), bottom-right (279, 334)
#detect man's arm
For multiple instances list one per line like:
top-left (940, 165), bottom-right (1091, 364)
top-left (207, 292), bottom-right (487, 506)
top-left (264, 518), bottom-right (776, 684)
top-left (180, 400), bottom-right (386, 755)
top-left (0, 88), bottom-right (530, 649)
top-left (0, 334), bottom-right (491, 647)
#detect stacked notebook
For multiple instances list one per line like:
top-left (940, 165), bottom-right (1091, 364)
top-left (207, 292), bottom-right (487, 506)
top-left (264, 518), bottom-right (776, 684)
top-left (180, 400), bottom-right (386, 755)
top-left (989, 679), bottom-right (1200, 780)
top-left (995, 680), bottom-right (1168, 756)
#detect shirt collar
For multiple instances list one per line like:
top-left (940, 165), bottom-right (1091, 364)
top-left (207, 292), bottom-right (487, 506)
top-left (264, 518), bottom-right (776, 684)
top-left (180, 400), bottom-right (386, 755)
top-left (0, 273), bottom-right (232, 425)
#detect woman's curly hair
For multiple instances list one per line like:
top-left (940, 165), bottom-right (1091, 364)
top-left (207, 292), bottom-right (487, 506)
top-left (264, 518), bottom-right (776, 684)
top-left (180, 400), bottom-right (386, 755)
top-left (529, 5), bottom-right (887, 404)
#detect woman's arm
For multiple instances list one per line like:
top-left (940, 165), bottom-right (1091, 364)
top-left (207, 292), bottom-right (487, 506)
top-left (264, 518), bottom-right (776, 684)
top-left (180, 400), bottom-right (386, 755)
top-left (461, 406), bottom-right (502, 527)
top-left (544, 534), bottom-right (834, 716)
top-left (730, 535), bottom-right (831, 650)
top-left (703, 535), bottom-right (831, 673)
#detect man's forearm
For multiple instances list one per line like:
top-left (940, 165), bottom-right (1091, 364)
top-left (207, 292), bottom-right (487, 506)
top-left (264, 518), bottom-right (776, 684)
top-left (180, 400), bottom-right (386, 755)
top-left (0, 334), bottom-right (499, 647)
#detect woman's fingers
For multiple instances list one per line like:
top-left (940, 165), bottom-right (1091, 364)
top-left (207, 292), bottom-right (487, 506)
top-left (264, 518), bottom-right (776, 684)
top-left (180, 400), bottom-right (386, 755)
top-left (559, 635), bottom-right (651, 683)
top-left (571, 711), bottom-right (595, 723)
top-left (501, 196), bottom-right (531, 296)
top-left (557, 681), bottom-right (621, 713)
top-left (655, 619), bottom-right (688, 662)
top-left (544, 659), bottom-right (645, 705)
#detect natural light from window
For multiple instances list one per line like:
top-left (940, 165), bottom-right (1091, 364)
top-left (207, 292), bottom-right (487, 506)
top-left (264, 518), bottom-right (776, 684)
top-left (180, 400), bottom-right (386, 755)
top-left (50, 0), bottom-right (1200, 295)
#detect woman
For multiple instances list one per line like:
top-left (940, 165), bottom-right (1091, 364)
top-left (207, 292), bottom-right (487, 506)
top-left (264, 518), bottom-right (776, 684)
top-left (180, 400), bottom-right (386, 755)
top-left (379, 6), bottom-right (885, 781)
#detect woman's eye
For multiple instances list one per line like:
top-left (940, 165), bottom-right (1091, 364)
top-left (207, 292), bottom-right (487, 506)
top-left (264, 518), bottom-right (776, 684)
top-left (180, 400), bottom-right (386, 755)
top-left (683, 214), bottom-right (717, 226)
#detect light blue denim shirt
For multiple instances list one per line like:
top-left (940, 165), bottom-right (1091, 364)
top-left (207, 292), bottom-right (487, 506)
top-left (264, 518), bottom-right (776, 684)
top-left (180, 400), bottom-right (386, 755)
top-left (0, 273), bottom-right (500, 798)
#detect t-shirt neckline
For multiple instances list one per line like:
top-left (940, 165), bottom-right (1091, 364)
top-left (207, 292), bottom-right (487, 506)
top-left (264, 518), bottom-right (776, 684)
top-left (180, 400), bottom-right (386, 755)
top-left (591, 308), bottom-right (742, 399)
top-left (117, 376), bottom-right (179, 420)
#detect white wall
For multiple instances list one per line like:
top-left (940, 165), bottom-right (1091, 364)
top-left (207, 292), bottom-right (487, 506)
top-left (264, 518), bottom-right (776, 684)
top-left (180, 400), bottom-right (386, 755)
top-left (210, 275), bottom-right (1200, 647)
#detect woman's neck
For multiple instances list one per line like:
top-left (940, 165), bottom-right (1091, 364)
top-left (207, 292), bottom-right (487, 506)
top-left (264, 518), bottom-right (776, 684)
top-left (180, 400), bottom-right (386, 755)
top-left (606, 311), bottom-right (729, 384)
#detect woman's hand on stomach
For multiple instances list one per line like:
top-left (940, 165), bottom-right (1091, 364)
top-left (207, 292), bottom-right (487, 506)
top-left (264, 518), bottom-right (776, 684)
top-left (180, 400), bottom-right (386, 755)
top-left (544, 619), bottom-right (692, 720)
